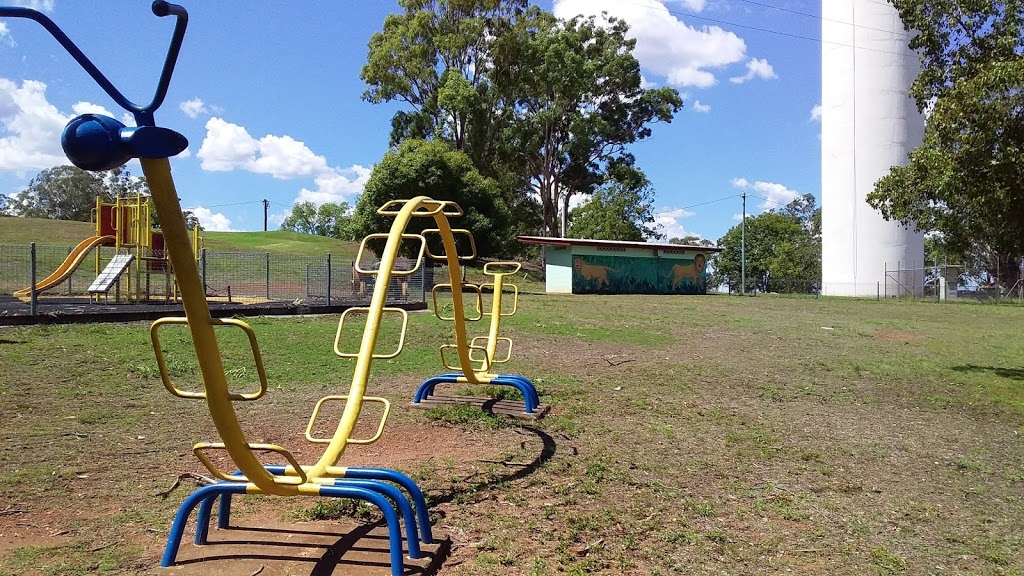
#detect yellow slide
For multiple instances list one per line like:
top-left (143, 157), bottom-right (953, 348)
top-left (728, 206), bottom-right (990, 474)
top-left (14, 235), bottom-right (115, 297)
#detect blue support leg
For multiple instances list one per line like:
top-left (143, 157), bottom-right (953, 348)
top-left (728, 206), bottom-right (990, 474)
top-left (346, 467), bottom-right (433, 543)
top-left (338, 479), bottom-right (422, 559)
top-left (162, 483), bottom-right (248, 567)
top-left (218, 491), bottom-right (231, 529)
top-left (318, 484), bottom-right (405, 576)
top-left (194, 494), bottom-right (216, 544)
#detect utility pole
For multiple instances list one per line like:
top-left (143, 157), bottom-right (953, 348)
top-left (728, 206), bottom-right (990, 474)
top-left (741, 192), bottom-right (746, 295)
top-left (262, 198), bottom-right (269, 232)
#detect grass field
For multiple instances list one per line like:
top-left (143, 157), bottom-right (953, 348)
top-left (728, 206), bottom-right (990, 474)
top-left (0, 216), bottom-right (360, 258)
top-left (0, 293), bottom-right (1022, 574)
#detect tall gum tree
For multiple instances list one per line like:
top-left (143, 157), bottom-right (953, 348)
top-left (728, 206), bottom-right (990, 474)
top-left (868, 0), bottom-right (1024, 289)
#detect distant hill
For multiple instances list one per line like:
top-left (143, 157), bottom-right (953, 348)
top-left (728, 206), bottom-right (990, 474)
top-left (0, 216), bottom-right (360, 258)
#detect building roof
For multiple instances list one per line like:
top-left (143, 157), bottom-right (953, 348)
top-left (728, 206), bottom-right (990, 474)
top-left (517, 235), bottom-right (723, 253)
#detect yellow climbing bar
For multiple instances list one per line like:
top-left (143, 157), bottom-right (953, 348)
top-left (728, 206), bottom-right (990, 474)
top-left (333, 306), bottom-right (409, 359)
top-left (149, 316), bottom-right (269, 401)
top-left (305, 396), bottom-right (391, 445)
top-left (354, 233), bottom-right (426, 276)
top-left (193, 442), bottom-right (308, 485)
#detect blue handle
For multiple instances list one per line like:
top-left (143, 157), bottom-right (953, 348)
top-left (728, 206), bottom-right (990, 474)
top-left (0, 1), bottom-right (188, 126)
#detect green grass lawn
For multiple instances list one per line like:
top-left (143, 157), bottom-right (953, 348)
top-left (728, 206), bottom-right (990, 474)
top-left (0, 216), bottom-right (360, 258)
top-left (1, 294), bottom-right (1022, 575)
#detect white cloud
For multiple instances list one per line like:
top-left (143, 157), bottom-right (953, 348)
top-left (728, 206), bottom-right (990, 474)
top-left (295, 165), bottom-right (372, 205)
top-left (810, 104), bottom-right (822, 122)
top-left (10, 0), bottom-right (54, 11)
top-left (731, 177), bottom-right (799, 211)
top-left (186, 206), bottom-right (235, 232)
top-left (652, 207), bottom-right (698, 240)
top-left (729, 57), bottom-right (777, 84)
top-left (668, 0), bottom-right (706, 10)
top-left (553, 0), bottom-right (747, 88)
top-left (179, 97), bottom-right (209, 119)
top-left (177, 146), bottom-right (191, 159)
top-left (0, 22), bottom-right (12, 46)
top-left (0, 79), bottom-right (78, 172)
top-left (732, 213), bottom-right (744, 221)
top-left (197, 117), bottom-right (332, 179)
top-left (640, 75), bottom-right (658, 89)
top-left (692, 100), bottom-right (711, 113)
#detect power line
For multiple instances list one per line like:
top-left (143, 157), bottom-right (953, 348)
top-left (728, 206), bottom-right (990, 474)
top-left (616, 0), bottom-right (911, 57)
top-left (677, 194), bottom-right (743, 211)
top-left (730, 0), bottom-right (910, 39)
top-left (747, 193), bottom-right (790, 208)
top-left (204, 200), bottom-right (263, 209)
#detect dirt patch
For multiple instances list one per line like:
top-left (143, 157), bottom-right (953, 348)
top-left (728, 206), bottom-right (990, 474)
top-left (874, 328), bottom-right (925, 343)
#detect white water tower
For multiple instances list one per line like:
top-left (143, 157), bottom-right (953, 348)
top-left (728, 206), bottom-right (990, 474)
top-left (821, 0), bottom-right (925, 297)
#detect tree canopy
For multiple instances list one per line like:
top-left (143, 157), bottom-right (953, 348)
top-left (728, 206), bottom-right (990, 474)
top-left (350, 139), bottom-right (514, 258)
top-left (361, 1), bottom-right (681, 239)
top-left (281, 201), bottom-right (354, 240)
top-left (714, 195), bottom-right (821, 293)
top-left (508, 14), bottom-right (682, 236)
top-left (567, 166), bottom-right (658, 242)
top-left (6, 165), bottom-right (148, 222)
top-left (867, 0), bottom-right (1024, 289)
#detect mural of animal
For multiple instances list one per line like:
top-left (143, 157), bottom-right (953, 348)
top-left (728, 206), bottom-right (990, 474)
top-left (574, 257), bottom-right (616, 289)
top-left (670, 254), bottom-right (707, 291)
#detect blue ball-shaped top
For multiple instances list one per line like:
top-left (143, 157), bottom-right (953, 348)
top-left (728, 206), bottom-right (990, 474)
top-left (61, 114), bottom-right (131, 172)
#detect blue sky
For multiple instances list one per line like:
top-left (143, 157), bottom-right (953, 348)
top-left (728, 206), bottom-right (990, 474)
top-left (0, 0), bottom-right (825, 242)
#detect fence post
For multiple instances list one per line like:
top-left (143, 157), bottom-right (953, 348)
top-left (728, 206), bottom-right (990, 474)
top-left (200, 248), bottom-right (207, 293)
top-left (326, 253), bottom-right (332, 306)
top-left (29, 243), bottom-right (37, 316)
top-left (66, 245), bottom-right (73, 295)
top-left (265, 252), bottom-right (271, 301)
top-left (421, 263), bottom-right (427, 303)
top-left (877, 281), bottom-right (880, 301)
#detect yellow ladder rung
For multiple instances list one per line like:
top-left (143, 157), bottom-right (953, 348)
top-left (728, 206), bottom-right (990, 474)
top-left (470, 336), bottom-right (514, 364)
top-left (354, 233), bottom-right (426, 276)
top-left (193, 442), bottom-right (307, 485)
top-left (480, 282), bottom-right (519, 316)
top-left (440, 343), bottom-right (491, 374)
top-left (377, 199), bottom-right (464, 217)
top-left (150, 317), bottom-right (269, 400)
top-left (421, 228), bottom-right (477, 261)
top-left (334, 307), bottom-right (409, 359)
top-left (431, 283), bottom-right (483, 321)
top-left (305, 396), bottom-right (391, 445)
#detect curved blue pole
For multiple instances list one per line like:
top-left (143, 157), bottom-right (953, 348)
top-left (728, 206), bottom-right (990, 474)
top-left (340, 479), bottom-right (422, 559)
top-left (162, 483), bottom-right (247, 567)
top-left (0, 2), bottom-right (188, 125)
top-left (319, 484), bottom-right (405, 576)
top-left (346, 467), bottom-right (433, 543)
top-left (165, 483), bottom-right (406, 576)
top-left (415, 372), bottom-right (539, 412)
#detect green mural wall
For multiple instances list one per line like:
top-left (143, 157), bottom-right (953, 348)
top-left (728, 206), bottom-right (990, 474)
top-left (571, 253), bottom-right (708, 294)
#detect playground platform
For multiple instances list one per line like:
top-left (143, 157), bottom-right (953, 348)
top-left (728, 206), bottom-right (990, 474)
top-left (0, 295), bottom-right (427, 326)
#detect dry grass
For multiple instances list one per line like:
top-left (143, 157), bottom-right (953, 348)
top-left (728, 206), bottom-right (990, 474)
top-left (0, 293), bottom-right (1022, 575)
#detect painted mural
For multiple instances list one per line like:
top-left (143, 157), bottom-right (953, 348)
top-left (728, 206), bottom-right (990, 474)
top-left (571, 253), bottom-right (708, 295)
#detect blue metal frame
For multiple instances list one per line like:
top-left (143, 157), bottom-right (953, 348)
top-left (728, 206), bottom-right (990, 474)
top-left (414, 372), bottom-right (541, 413)
top-left (0, 1), bottom-right (187, 126)
top-left (162, 482), bottom-right (406, 576)
top-left (192, 466), bottom-right (433, 563)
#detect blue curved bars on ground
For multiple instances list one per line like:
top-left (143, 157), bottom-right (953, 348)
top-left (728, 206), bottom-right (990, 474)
top-left (0, 1), bottom-right (187, 126)
top-left (414, 372), bottom-right (540, 413)
top-left (163, 483), bottom-right (406, 576)
top-left (204, 466), bottom-right (432, 547)
top-left (193, 477), bottom-right (422, 559)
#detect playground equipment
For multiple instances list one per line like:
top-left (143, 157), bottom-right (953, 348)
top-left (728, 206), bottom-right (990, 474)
top-left (14, 192), bottom-right (201, 302)
top-left (411, 253), bottom-right (544, 416)
top-left (1, 3), bottom-right (538, 572)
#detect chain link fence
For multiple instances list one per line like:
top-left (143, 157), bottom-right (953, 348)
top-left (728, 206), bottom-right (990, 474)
top-left (0, 244), bottom-right (428, 305)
